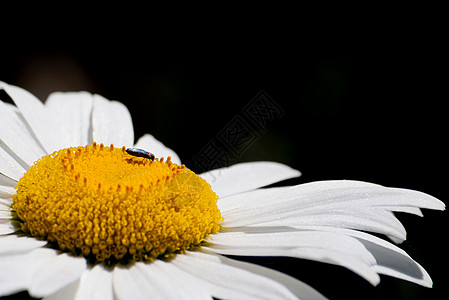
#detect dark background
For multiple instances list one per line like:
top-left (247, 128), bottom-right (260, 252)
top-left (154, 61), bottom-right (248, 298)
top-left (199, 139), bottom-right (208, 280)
top-left (1, 10), bottom-right (447, 300)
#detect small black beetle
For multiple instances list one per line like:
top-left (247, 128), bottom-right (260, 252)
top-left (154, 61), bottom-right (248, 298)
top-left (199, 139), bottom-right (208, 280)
top-left (126, 148), bottom-right (155, 161)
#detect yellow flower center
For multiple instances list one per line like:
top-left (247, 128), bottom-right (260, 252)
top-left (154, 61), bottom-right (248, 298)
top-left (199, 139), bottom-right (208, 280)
top-left (12, 143), bottom-right (221, 265)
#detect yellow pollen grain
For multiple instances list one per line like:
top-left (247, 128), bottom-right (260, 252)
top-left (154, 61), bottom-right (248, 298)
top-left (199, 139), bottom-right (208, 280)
top-left (12, 143), bottom-right (222, 264)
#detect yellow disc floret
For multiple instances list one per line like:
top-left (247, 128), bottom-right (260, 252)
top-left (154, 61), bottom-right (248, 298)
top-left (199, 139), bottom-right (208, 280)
top-left (12, 143), bottom-right (222, 264)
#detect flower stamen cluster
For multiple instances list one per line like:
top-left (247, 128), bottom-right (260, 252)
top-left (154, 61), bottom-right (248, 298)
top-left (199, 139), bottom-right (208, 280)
top-left (12, 143), bottom-right (222, 264)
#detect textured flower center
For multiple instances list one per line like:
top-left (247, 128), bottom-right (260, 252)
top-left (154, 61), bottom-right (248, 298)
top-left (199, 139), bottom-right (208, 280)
top-left (12, 143), bottom-right (221, 265)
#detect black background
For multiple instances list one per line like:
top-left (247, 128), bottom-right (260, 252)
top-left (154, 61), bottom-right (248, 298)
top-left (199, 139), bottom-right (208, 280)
top-left (1, 8), bottom-right (447, 300)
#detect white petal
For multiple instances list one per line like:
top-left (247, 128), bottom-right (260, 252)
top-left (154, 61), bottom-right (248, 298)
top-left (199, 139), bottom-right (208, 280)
top-left (0, 222), bottom-right (16, 235)
top-left (75, 264), bottom-right (113, 300)
top-left (0, 235), bottom-right (46, 255)
top-left (45, 92), bottom-right (95, 147)
top-left (345, 228), bottom-right (433, 287)
top-left (0, 144), bottom-right (27, 181)
top-left (0, 209), bottom-right (11, 219)
top-left (0, 93), bottom-right (46, 166)
top-left (0, 251), bottom-right (42, 296)
top-left (221, 180), bottom-right (444, 242)
top-left (172, 251), bottom-right (307, 300)
top-left (0, 198), bottom-right (12, 210)
top-left (0, 175), bottom-right (17, 188)
top-left (113, 265), bottom-right (158, 300)
top-left (1, 199), bottom-right (11, 207)
top-left (92, 94), bottom-right (134, 147)
top-left (113, 261), bottom-right (205, 300)
top-left (210, 252), bottom-right (329, 300)
top-left (267, 180), bottom-right (445, 212)
top-left (300, 226), bottom-right (434, 287)
top-left (200, 162), bottom-right (301, 198)
top-left (218, 187), bottom-right (285, 214)
top-left (220, 189), bottom-right (408, 242)
top-left (44, 280), bottom-right (80, 300)
top-left (0, 186), bottom-right (15, 200)
top-left (0, 81), bottom-right (60, 154)
top-left (0, 248), bottom-right (60, 296)
top-left (208, 230), bottom-right (372, 259)
top-left (359, 238), bottom-right (433, 287)
top-left (29, 253), bottom-right (86, 298)
top-left (379, 206), bottom-right (423, 216)
top-left (133, 262), bottom-right (190, 299)
top-left (134, 134), bottom-right (181, 165)
top-left (231, 209), bottom-right (407, 242)
top-left (206, 230), bottom-right (380, 285)
top-left (147, 260), bottom-right (211, 299)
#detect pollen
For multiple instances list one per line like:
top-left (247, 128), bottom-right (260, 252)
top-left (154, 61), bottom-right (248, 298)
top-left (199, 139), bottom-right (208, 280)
top-left (12, 143), bottom-right (222, 264)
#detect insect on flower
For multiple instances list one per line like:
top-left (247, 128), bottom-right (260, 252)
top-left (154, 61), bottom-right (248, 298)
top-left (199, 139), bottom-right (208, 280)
top-left (125, 147), bottom-right (155, 161)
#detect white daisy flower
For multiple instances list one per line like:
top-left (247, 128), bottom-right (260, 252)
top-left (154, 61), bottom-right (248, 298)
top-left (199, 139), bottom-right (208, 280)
top-left (0, 81), bottom-right (445, 300)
